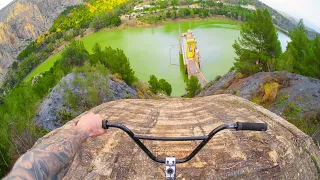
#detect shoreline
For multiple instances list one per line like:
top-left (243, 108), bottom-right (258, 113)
top-left (97, 16), bottom-right (242, 32)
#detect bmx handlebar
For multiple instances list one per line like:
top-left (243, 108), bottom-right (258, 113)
top-left (102, 120), bottom-right (267, 164)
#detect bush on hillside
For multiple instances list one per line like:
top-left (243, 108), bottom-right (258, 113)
top-left (63, 62), bottom-right (109, 114)
top-left (60, 41), bottom-right (90, 73)
top-left (90, 12), bottom-right (121, 31)
top-left (148, 75), bottom-right (160, 94)
top-left (90, 43), bottom-right (136, 86)
top-left (185, 75), bottom-right (201, 98)
top-left (261, 82), bottom-right (279, 104)
top-left (159, 79), bottom-right (172, 96)
top-left (148, 75), bottom-right (172, 96)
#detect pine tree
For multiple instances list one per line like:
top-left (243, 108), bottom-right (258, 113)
top-left (185, 76), bottom-right (201, 98)
top-left (91, 43), bottom-right (104, 65)
top-left (159, 79), bottom-right (172, 96)
top-left (276, 20), bottom-right (320, 78)
top-left (148, 75), bottom-right (160, 94)
top-left (233, 9), bottom-right (281, 76)
top-left (312, 35), bottom-right (320, 78)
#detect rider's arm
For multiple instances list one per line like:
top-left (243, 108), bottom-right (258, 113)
top-left (4, 113), bottom-right (105, 180)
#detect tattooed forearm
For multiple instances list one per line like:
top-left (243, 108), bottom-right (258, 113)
top-left (4, 127), bottom-right (89, 180)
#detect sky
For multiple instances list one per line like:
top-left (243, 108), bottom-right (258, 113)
top-left (259, 0), bottom-right (320, 32)
top-left (0, 0), bottom-right (319, 32)
top-left (0, 0), bottom-right (12, 10)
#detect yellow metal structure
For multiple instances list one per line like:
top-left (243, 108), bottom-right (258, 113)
top-left (186, 39), bottom-right (196, 58)
top-left (180, 29), bottom-right (208, 87)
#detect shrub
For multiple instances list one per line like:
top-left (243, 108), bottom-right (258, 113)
top-left (214, 75), bottom-right (222, 81)
top-left (60, 40), bottom-right (89, 73)
top-left (134, 81), bottom-right (154, 99)
top-left (235, 72), bottom-right (244, 79)
top-left (63, 62), bottom-right (109, 113)
top-left (185, 76), bottom-right (201, 98)
top-left (159, 79), bottom-right (172, 96)
top-left (214, 89), bottom-right (225, 95)
top-left (261, 82), bottom-right (279, 103)
top-left (102, 47), bottom-right (136, 86)
top-left (222, 78), bottom-right (233, 89)
top-left (251, 97), bottom-right (260, 104)
top-left (148, 75), bottom-right (159, 94)
top-left (147, 75), bottom-right (172, 96)
top-left (113, 73), bottom-right (123, 83)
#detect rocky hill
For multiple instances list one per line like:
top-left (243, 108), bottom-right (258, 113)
top-left (35, 72), bottom-right (138, 130)
top-left (33, 95), bottom-right (320, 179)
top-left (0, 0), bottom-right (82, 83)
top-left (199, 71), bottom-right (320, 142)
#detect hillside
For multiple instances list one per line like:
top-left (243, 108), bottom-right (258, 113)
top-left (223, 0), bottom-right (318, 38)
top-left (0, 0), bottom-right (82, 84)
top-left (35, 72), bottom-right (138, 130)
top-left (199, 71), bottom-right (320, 143)
top-left (252, 0), bottom-right (319, 38)
top-left (33, 95), bottom-right (320, 179)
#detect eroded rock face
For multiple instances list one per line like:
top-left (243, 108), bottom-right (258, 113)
top-left (37, 95), bottom-right (320, 179)
top-left (0, 0), bottom-right (83, 83)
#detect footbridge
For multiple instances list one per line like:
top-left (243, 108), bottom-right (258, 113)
top-left (180, 30), bottom-right (208, 87)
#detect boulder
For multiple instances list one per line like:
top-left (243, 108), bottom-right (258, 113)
top-left (36, 95), bottom-right (320, 179)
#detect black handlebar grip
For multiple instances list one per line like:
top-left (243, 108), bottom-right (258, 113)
top-left (102, 120), bottom-right (109, 129)
top-left (236, 122), bottom-right (267, 131)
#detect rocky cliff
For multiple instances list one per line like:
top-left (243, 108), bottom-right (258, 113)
top-left (0, 0), bottom-right (82, 83)
top-left (199, 71), bottom-right (320, 142)
top-left (35, 72), bottom-right (138, 130)
top-left (34, 95), bottom-right (320, 179)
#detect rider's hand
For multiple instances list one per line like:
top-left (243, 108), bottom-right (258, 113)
top-left (76, 112), bottom-right (106, 137)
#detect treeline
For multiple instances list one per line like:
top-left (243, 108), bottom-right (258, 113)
top-left (233, 9), bottom-right (320, 79)
top-left (139, 3), bottom-right (253, 24)
top-left (276, 21), bottom-right (320, 78)
top-left (3, 0), bottom-right (134, 89)
top-left (0, 40), bottom-right (136, 176)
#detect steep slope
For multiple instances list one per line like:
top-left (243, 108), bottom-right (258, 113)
top-left (35, 72), bottom-right (138, 130)
top-left (199, 71), bottom-right (320, 142)
top-left (34, 95), bottom-right (320, 179)
top-left (0, 0), bottom-right (82, 83)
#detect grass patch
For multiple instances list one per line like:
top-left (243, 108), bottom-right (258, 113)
top-left (283, 102), bottom-right (303, 120)
top-left (282, 103), bottom-right (320, 137)
top-left (222, 77), bottom-right (233, 89)
top-left (251, 97), bottom-right (260, 104)
top-left (23, 53), bottom-right (62, 82)
top-left (311, 155), bottom-right (320, 177)
top-left (234, 72), bottom-right (244, 79)
top-left (274, 93), bottom-right (289, 108)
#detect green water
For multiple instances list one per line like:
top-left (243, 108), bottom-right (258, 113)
top-left (62, 19), bottom-right (289, 96)
top-left (81, 19), bottom-right (242, 96)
